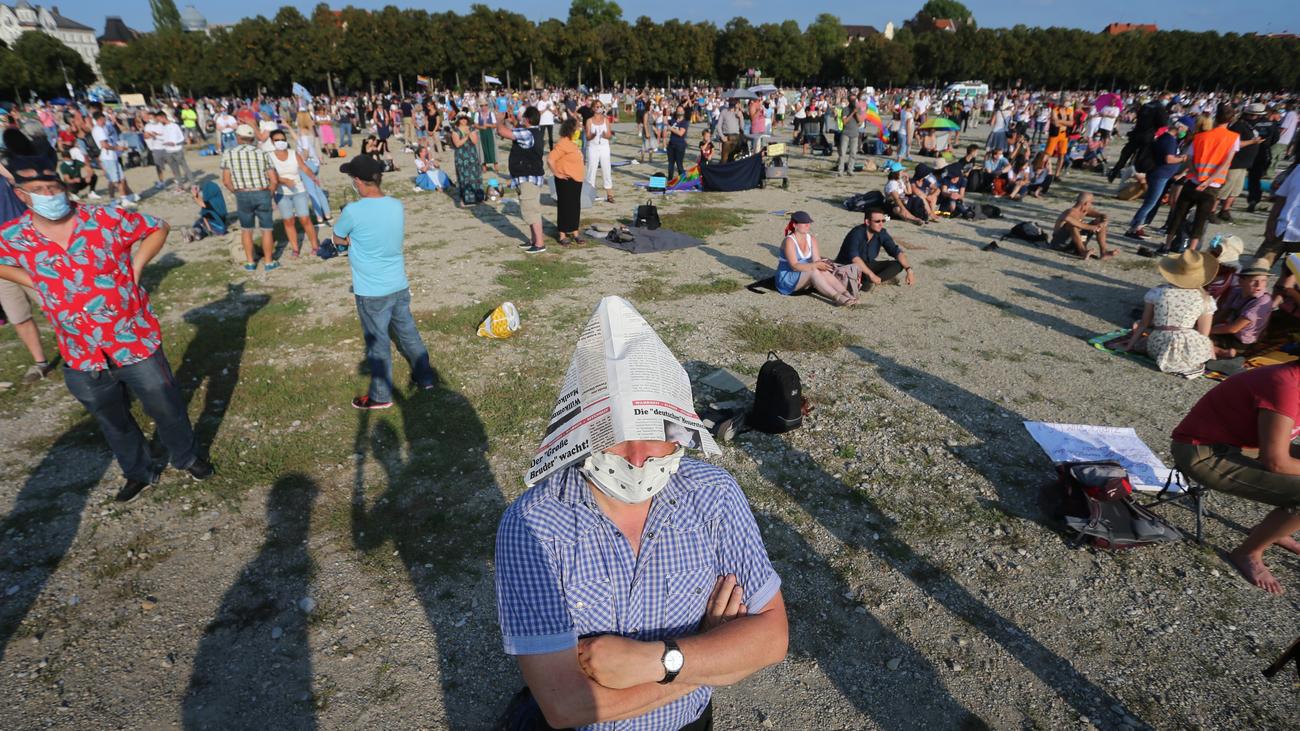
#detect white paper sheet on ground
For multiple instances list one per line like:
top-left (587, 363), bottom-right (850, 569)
top-left (526, 296), bottom-right (720, 485)
top-left (1023, 422), bottom-right (1183, 494)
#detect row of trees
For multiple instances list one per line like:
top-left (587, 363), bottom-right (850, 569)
top-left (5, 0), bottom-right (1298, 102)
top-left (1, 33), bottom-right (97, 100)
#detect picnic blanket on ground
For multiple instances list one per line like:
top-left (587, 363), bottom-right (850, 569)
top-left (1087, 329), bottom-right (1300, 381)
top-left (601, 226), bottom-right (705, 254)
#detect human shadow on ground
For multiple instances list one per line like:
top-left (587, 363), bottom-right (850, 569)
top-left (172, 283), bottom-right (270, 452)
top-left (182, 473), bottom-right (319, 730)
top-left (945, 282), bottom-right (1105, 341)
top-left (828, 345), bottom-right (1146, 724)
top-left (1000, 269), bottom-right (1141, 329)
top-left (351, 384), bottom-right (512, 729)
top-left (699, 245), bottom-right (769, 279)
top-left (0, 254), bottom-right (184, 661)
top-left (467, 198), bottom-right (533, 246)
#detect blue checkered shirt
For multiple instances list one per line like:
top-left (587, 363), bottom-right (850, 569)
top-left (495, 459), bottom-right (781, 731)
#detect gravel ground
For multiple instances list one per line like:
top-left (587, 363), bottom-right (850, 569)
top-left (0, 118), bottom-right (1296, 730)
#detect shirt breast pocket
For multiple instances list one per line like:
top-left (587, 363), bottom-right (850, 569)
top-left (660, 568), bottom-right (711, 634)
top-left (565, 578), bottom-right (615, 638)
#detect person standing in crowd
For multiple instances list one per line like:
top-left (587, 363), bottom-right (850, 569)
top-left (90, 112), bottom-right (137, 209)
top-left (1047, 98), bottom-right (1074, 179)
top-left (221, 124), bottom-right (280, 272)
top-left (1125, 117), bottom-right (1190, 241)
top-left (584, 99), bottom-right (614, 204)
top-left (331, 155), bottom-right (436, 410)
top-left (155, 110), bottom-right (193, 191)
top-left (836, 99), bottom-right (863, 177)
top-left (1112, 92), bottom-right (1172, 181)
top-left (337, 101), bottom-right (355, 149)
top-left (1162, 105), bottom-right (1241, 254)
top-left (179, 102), bottom-right (202, 143)
top-left (548, 117), bottom-right (584, 246)
top-left (450, 113), bottom-right (484, 206)
top-left (268, 129), bottom-right (321, 258)
top-left (666, 105), bottom-right (689, 182)
top-left (1245, 103), bottom-right (1281, 214)
top-left (215, 106), bottom-right (238, 152)
top-left (497, 108), bottom-right (548, 254)
top-left (476, 102), bottom-right (499, 174)
top-left (718, 101), bottom-right (741, 162)
top-left (1255, 148), bottom-right (1300, 266)
top-left (1215, 104), bottom-right (1266, 223)
top-left (0, 157), bottom-right (213, 502)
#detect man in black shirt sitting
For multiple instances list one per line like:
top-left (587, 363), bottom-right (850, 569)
top-left (834, 208), bottom-right (916, 292)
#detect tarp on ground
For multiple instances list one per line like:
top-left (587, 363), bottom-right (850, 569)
top-left (700, 155), bottom-right (762, 192)
top-left (601, 227), bottom-right (706, 254)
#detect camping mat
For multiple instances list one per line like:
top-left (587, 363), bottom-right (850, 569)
top-left (601, 227), bottom-right (706, 254)
top-left (1087, 329), bottom-right (1300, 381)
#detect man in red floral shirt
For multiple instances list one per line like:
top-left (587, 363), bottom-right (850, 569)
top-left (0, 157), bottom-right (213, 502)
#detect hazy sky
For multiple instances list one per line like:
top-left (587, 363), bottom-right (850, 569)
top-left (51, 0), bottom-right (1299, 37)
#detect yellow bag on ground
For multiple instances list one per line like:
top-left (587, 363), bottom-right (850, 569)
top-left (477, 302), bottom-right (521, 339)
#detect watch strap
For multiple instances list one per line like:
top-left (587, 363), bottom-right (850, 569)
top-left (658, 639), bottom-right (681, 684)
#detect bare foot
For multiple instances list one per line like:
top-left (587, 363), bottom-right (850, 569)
top-left (1228, 549), bottom-right (1284, 594)
top-left (1274, 535), bottom-right (1300, 556)
top-left (1102, 250), bottom-right (1118, 259)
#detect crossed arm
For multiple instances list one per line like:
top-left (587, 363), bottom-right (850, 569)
top-left (518, 578), bottom-right (787, 729)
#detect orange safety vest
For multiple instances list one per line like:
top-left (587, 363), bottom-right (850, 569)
top-left (1190, 126), bottom-right (1239, 185)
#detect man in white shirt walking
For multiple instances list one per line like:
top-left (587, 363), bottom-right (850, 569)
top-left (91, 112), bottom-right (137, 208)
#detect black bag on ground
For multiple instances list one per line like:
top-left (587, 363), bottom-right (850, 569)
top-left (967, 168), bottom-right (988, 193)
top-left (843, 190), bottom-right (886, 212)
top-left (1002, 221), bottom-right (1049, 245)
top-left (1039, 461), bottom-right (1181, 550)
top-left (634, 200), bottom-right (661, 229)
top-left (980, 203), bottom-right (1002, 219)
top-left (750, 352), bottom-right (802, 434)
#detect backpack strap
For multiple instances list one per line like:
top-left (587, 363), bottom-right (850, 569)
top-left (767, 351), bottom-right (779, 362)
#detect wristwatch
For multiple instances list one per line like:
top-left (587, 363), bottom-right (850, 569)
top-left (658, 639), bottom-right (684, 684)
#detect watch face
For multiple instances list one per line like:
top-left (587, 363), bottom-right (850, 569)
top-left (664, 649), bottom-right (684, 673)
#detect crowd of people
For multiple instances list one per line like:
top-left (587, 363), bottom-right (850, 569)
top-left (2, 78), bottom-right (1299, 730)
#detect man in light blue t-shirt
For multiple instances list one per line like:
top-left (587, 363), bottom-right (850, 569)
top-left (334, 155), bottom-right (437, 410)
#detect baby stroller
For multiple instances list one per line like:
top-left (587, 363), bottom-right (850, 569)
top-left (761, 143), bottom-right (789, 190)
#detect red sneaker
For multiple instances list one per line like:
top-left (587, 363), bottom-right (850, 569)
top-left (351, 396), bottom-right (393, 410)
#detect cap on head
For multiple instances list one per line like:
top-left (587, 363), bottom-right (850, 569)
top-left (235, 123), bottom-right (256, 138)
top-left (790, 210), bottom-right (813, 224)
top-left (339, 155), bottom-right (384, 183)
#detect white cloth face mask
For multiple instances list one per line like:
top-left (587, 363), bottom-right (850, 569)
top-left (580, 446), bottom-right (685, 504)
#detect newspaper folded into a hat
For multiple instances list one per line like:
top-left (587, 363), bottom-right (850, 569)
top-left (525, 296), bottom-right (720, 485)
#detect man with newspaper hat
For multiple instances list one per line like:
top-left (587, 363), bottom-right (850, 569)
top-left (495, 296), bottom-right (787, 730)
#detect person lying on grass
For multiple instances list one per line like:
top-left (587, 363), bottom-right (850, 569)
top-left (1172, 361), bottom-right (1300, 595)
top-left (1051, 192), bottom-right (1117, 260)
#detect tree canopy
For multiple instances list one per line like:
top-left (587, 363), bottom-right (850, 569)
top-left (11, 33), bottom-right (95, 98)
top-left (919, 0), bottom-right (974, 25)
top-left (84, 4), bottom-right (1300, 97)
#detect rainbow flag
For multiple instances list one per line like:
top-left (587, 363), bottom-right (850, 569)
top-left (417, 75), bottom-right (432, 87)
top-left (667, 165), bottom-right (702, 190)
top-left (864, 102), bottom-right (886, 140)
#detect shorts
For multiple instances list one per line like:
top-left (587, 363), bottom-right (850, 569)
top-left (277, 191), bottom-right (310, 219)
top-left (1045, 134), bottom-right (1069, 157)
top-left (1172, 441), bottom-right (1300, 510)
top-left (235, 190), bottom-right (274, 230)
top-left (516, 181), bottom-right (543, 226)
top-left (0, 279), bottom-right (38, 324)
top-left (1218, 169), bottom-right (1247, 199)
top-left (101, 158), bottom-right (124, 182)
top-left (150, 148), bottom-right (166, 171)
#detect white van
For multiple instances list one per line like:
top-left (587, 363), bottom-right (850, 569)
top-left (942, 81), bottom-right (989, 100)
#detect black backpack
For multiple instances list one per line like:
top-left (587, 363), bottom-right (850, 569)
top-left (1002, 221), bottom-right (1048, 245)
top-left (1039, 461), bottom-right (1181, 550)
top-left (843, 190), bottom-right (885, 212)
top-left (750, 352), bottom-right (803, 434)
top-left (980, 203), bottom-right (1002, 219)
top-left (634, 200), bottom-right (661, 229)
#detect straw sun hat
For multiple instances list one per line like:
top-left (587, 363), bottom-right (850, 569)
top-left (1157, 249), bottom-right (1218, 289)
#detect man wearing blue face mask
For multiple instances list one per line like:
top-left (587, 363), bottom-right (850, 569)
top-left (0, 158), bottom-right (213, 503)
top-left (495, 296), bottom-right (787, 731)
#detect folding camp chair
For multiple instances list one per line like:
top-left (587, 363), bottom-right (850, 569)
top-left (1263, 636), bottom-right (1300, 679)
top-left (1141, 470), bottom-right (1211, 544)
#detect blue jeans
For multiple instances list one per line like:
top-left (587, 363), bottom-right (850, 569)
top-left (339, 122), bottom-right (353, 147)
top-left (62, 349), bottom-right (198, 483)
top-left (1131, 173), bottom-right (1173, 230)
top-left (355, 288), bottom-right (435, 403)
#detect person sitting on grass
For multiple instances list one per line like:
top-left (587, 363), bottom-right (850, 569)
top-left (1205, 234), bottom-right (1245, 300)
top-left (1171, 362), bottom-right (1300, 594)
top-left (833, 207), bottom-right (916, 294)
top-left (983, 148), bottom-right (1010, 196)
top-left (1211, 259), bottom-right (1274, 358)
top-left (1005, 155), bottom-right (1031, 200)
top-left (1025, 152), bottom-right (1053, 198)
top-left (910, 164), bottom-right (940, 221)
top-left (883, 164), bottom-right (927, 226)
top-left (1051, 192), bottom-right (1116, 259)
top-left (1124, 249), bottom-right (1216, 378)
top-left (937, 165), bottom-right (967, 215)
top-left (56, 147), bottom-right (98, 200)
top-left (775, 211), bottom-right (858, 306)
